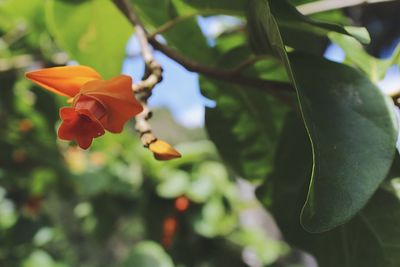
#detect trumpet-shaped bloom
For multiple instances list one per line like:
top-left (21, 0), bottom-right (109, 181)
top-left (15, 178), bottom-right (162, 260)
top-left (26, 66), bottom-right (143, 149)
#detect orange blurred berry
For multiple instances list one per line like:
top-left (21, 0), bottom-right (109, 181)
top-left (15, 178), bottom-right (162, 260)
top-left (162, 216), bottom-right (177, 248)
top-left (175, 196), bottom-right (189, 212)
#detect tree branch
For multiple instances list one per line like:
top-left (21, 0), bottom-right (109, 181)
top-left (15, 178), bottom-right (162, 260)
top-left (149, 38), bottom-right (293, 93)
top-left (297, 0), bottom-right (396, 15)
top-left (112, 0), bottom-right (294, 95)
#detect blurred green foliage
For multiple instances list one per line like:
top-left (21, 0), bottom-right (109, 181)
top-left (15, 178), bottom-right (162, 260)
top-left (0, 1), bottom-right (287, 266)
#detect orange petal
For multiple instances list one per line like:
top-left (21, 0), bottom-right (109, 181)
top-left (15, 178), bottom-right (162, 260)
top-left (26, 66), bottom-right (102, 97)
top-left (74, 96), bottom-right (106, 120)
top-left (149, 140), bottom-right (181, 161)
top-left (79, 75), bottom-right (143, 133)
top-left (58, 107), bottom-right (105, 149)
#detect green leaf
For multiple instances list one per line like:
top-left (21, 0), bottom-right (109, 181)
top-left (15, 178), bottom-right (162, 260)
top-left (229, 228), bottom-right (288, 265)
top-left (156, 170), bottom-right (190, 198)
top-left (132, 0), bottom-right (214, 64)
top-left (0, 0), bottom-right (55, 56)
top-left (122, 241), bottom-right (175, 267)
top-left (194, 196), bottom-right (236, 237)
top-left (247, 0), bottom-right (369, 55)
top-left (186, 161), bottom-right (230, 202)
top-left (22, 250), bottom-right (65, 267)
top-left (343, 26), bottom-right (370, 44)
top-left (329, 32), bottom-right (400, 82)
top-left (256, 112), bottom-right (311, 237)
top-left (248, 0), bottom-right (398, 232)
top-left (260, 114), bottom-right (400, 266)
top-left (187, 174), bottom-right (214, 202)
top-left (202, 77), bottom-right (288, 182)
top-left (0, 0), bottom-right (44, 31)
top-left (278, 0), bottom-right (370, 44)
top-left (201, 36), bottom-right (290, 182)
top-left (290, 52), bottom-right (398, 232)
top-left (45, 0), bottom-right (132, 78)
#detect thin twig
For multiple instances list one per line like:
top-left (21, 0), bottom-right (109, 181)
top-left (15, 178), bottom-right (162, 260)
top-left (148, 38), bottom-right (293, 93)
top-left (229, 55), bottom-right (270, 74)
top-left (148, 11), bottom-right (200, 39)
top-left (297, 0), bottom-right (397, 15)
top-left (147, 8), bottom-right (243, 38)
top-left (113, 0), bottom-right (162, 148)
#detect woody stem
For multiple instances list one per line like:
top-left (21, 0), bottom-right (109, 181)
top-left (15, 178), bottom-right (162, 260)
top-left (112, 0), bottom-right (162, 147)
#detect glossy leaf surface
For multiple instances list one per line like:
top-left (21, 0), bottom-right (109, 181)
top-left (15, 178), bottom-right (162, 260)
top-left (247, 0), bottom-right (398, 231)
top-left (261, 114), bottom-right (400, 266)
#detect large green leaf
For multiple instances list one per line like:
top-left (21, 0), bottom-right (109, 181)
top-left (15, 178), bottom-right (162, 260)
top-left (45, 0), bottom-right (132, 78)
top-left (259, 114), bottom-right (400, 267)
top-left (290, 53), bottom-right (398, 232)
top-left (247, 0), bottom-right (398, 232)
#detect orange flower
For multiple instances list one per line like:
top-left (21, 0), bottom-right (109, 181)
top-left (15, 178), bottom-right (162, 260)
top-left (26, 66), bottom-right (143, 149)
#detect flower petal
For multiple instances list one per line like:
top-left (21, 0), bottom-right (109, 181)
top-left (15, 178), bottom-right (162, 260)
top-left (149, 139), bottom-right (181, 161)
top-left (58, 107), bottom-right (105, 149)
top-left (80, 75), bottom-right (143, 133)
top-left (26, 66), bottom-right (102, 97)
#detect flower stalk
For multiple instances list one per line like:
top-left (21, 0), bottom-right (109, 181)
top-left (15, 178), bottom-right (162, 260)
top-left (113, 0), bottom-right (180, 160)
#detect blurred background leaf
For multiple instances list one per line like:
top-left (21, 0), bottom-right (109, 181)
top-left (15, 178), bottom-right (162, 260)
top-left (45, 0), bottom-right (132, 78)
